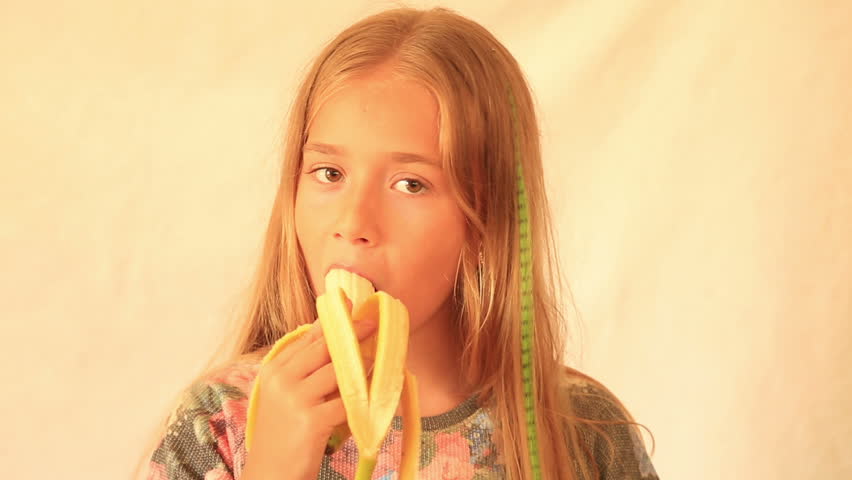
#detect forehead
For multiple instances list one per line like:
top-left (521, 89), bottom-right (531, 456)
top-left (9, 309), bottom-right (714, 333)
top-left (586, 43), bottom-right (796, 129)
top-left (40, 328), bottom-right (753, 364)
top-left (306, 75), bottom-right (441, 158)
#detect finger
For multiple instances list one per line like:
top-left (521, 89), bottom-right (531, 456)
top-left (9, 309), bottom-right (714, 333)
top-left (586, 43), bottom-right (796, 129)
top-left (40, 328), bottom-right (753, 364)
top-left (268, 303), bottom-right (379, 379)
top-left (351, 316), bottom-right (379, 342)
top-left (266, 320), bottom-right (322, 369)
top-left (349, 301), bottom-right (380, 341)
top-left (297, 362), bottom-right (338, 401)
top-left (323, 389), bottom-right (341, 403)
top-left (299, 356), bottom-right (375, 401)
top-left (284, 333), bottom-right (333, 379)
top-left (304, 318), bottom-right (325, 342)
top-left (291, 316), bottom-right (379, 379)
top-left (311, 396), bottom-right (348, 430)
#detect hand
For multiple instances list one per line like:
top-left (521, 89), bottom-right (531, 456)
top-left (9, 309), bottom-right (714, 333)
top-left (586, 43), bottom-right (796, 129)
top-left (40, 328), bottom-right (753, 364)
top-left (242, 317), bottom-right (377, 480)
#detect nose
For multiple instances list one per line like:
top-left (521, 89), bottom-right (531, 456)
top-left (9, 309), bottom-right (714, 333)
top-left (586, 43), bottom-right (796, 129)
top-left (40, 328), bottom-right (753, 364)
top-left (333, 183), bottom-right (380, 247)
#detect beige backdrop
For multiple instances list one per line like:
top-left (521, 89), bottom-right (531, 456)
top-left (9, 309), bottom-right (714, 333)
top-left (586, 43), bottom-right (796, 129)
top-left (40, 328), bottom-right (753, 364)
top-left (2, 1), bottom-right (850, 479)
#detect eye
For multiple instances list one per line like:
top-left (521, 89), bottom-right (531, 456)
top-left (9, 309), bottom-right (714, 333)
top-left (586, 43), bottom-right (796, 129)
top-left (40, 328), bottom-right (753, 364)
top-left (309, 167), bottom-right (343, 183)
top-left (393, 178), bottom-right (428, 195)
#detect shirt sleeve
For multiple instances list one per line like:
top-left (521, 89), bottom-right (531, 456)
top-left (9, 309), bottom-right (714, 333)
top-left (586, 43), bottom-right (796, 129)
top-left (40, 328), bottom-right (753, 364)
top-left (145, 381), bottom-right (247, 480)
top-left (570, 381), bottom-right (660, 480)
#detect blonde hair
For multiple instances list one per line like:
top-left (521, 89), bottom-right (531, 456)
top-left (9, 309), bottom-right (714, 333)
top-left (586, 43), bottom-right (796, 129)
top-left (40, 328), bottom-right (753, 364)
top-left (136, 6), bottom-right (652, 480)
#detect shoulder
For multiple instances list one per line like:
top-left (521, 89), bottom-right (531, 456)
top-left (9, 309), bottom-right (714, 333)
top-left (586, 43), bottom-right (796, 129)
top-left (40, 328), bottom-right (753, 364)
top-left (557, 367), bottom-right (659, 480)
top-left (148, 359), bottom-right (260, 479)
top-left (164, 359), bottom-right (259, 425)
top-left (557, 368), bottom-right (629, 422)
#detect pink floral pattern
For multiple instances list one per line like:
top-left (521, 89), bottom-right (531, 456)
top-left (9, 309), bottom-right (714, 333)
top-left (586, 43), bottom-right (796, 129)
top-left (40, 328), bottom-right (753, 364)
top-left (419, 432), bottom-right (476, 479)
top-left (203, 467), bottom-right (232, 480)
top-left (147, 462), bottom-right (167, 480)
top-left (145, 361), bottom-right (658, 479)
top-left (328, 437), bottom-right (360, 476)
top-left (373, 430), bottom-right (404, 478)
top-left (326, 413), bottom-right (494, 479)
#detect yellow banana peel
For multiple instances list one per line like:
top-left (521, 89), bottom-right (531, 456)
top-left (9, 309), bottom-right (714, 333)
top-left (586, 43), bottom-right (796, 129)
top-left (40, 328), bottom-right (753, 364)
top-left (245, 269), bottom-right (421, 479)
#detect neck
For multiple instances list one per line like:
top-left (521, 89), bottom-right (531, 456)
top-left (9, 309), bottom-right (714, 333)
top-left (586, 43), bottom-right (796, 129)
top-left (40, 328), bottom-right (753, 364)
top-left (402, 301), bottom-right (471, 417)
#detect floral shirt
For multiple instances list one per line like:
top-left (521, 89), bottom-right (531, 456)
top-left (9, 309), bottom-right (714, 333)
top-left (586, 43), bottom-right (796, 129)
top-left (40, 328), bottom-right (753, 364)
top-left (145, 360), bottom-right (658, 479)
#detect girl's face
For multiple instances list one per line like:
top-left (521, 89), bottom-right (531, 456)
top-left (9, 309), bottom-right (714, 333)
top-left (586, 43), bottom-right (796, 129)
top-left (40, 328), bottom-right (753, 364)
top-left (295, 73), bottom-right (467, 332)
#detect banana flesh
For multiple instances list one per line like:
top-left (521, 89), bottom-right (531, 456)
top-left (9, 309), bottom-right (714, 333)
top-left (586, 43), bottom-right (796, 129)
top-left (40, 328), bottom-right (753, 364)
top-left (323, 269), bottom-right (377, 450)
top-left (324, 267), bottom-right (375, 310)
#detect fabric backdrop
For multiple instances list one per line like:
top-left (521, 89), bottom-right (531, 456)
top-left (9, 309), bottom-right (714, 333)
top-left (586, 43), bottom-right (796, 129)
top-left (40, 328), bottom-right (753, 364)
top-left (2, 1), bottom-right (850, 479)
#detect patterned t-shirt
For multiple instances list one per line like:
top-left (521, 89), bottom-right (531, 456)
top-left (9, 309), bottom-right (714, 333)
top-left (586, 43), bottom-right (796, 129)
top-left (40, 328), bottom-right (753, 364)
top-left (144, 360), bottom-right (658, 479)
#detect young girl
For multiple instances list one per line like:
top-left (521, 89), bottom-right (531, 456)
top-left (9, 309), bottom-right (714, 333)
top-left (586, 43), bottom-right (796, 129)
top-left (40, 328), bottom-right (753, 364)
top-left (141, 7), bottom-right (657, 480)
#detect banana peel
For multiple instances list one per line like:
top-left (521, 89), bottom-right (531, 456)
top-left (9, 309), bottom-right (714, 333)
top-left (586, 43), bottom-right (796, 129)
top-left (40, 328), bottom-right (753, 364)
top-left (245, 269), bottom-right (421, 479)
top-left (321, 268), bottom-right (378, 452)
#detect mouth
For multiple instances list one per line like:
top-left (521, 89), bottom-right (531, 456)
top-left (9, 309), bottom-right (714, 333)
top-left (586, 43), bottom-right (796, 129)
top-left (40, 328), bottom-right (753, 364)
top-left (325, 264), bottom-right (377, 290)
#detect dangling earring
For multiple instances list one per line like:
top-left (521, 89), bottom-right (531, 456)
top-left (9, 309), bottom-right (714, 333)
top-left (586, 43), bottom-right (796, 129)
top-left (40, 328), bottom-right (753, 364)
top-left (477, 249), bottom-right (485, 301)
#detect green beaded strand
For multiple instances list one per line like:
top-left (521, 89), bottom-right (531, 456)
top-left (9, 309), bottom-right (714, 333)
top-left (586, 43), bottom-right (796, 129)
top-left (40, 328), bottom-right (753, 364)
top-left (509, 89), bottom-right (541, 479)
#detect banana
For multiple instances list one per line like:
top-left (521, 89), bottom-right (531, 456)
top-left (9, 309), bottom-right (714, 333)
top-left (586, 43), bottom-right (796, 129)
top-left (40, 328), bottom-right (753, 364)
top-left (400, 369), bottom-right (421, 478)
top-left (324, 267), bottom-right (376, 310)
top-left (245, 269), bottom-right (421, 479)
top-left (322, 269), bottom-right (377, 451)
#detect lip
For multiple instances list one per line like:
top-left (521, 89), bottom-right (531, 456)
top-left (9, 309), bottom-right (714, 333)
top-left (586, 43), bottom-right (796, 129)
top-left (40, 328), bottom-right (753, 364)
top-left (325, 263), bottom-right (377, 289)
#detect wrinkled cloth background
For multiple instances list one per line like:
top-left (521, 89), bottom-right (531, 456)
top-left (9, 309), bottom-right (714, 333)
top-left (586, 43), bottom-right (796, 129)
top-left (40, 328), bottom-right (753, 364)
top-left (2, 1), bottom-right (850, 479)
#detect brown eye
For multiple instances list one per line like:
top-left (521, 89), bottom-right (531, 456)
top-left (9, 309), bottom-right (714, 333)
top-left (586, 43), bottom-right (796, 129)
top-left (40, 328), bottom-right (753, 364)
top-left (312, 167), bottom-right (343, 183)
top-left (324, 169), bottom-right (342, 182)
top-left (393, 179), bottom-right (427, 195)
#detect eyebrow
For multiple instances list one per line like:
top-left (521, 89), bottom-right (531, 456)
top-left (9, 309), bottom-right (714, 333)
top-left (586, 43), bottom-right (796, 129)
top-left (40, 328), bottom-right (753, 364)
top-left (303, 142), bottom-right (441, 168)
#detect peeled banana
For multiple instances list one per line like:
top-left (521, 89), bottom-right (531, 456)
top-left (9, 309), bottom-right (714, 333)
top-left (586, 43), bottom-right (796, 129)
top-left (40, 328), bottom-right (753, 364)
top-left (245, 269), bottom-right (421, 479)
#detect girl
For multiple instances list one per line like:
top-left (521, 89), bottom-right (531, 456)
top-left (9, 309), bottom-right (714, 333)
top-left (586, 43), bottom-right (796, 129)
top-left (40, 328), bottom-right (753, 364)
top-left (141, 7), bottom-right (657, 480)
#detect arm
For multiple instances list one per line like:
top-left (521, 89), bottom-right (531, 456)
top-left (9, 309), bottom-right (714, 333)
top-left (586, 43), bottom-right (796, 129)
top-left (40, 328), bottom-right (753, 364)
top-left (145, 382), bottom-right (244, 480)
top-left (571, 382), bottom-right (659, 480)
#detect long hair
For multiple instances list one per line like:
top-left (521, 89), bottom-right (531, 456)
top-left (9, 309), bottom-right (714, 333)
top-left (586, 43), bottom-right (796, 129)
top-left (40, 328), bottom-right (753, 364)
top-left (136, 7), bottom-right (651, 480)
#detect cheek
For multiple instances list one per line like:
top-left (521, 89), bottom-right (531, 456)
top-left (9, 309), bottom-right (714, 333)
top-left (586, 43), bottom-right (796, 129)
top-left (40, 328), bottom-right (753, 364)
top-left (294, 181), bottom-right (326, 239)
top-left (392, 203), bottom-right (466, 320)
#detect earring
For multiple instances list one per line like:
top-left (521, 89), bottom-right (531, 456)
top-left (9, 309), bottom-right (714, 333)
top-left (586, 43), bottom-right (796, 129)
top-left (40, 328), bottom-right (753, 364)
top-left (477, 249), bottom-right (485, 300)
